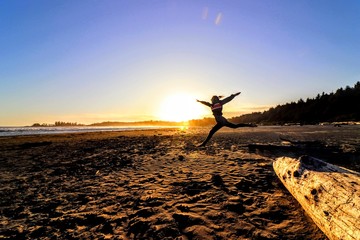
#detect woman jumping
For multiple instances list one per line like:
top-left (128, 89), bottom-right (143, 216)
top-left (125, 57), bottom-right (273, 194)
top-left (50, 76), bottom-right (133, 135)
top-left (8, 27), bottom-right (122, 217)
top-left (197, 92), bottom-right (256, 147)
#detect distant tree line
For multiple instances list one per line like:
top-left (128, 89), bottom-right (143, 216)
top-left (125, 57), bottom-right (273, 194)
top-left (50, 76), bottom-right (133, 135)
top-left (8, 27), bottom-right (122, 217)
top-left (231, 81), bottom-right (360, 125)
top-left (31, 123), bottom-right (52, 127)
top-left (89, 120), bottom-right (186, 127)
top-left (31, 120), bottom-right (185, 127)
top-left (32, 122), bottom-right (84, 127)
top-left (54, 121), bottom-right (84, 126)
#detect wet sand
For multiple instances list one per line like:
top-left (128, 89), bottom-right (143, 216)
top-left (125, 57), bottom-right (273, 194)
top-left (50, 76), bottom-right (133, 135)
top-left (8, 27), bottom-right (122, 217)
top-left (1, 125), bottom-right (359, 239)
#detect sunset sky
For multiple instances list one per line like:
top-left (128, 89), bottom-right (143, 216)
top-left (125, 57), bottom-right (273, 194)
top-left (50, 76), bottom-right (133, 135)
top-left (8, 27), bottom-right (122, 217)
top-left (1, 1), bottom-right (360, 126)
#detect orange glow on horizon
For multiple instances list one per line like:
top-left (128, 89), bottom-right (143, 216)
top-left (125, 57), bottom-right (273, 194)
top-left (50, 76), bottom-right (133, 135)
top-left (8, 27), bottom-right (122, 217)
top-left (157, 93), bottom-right (208, 122)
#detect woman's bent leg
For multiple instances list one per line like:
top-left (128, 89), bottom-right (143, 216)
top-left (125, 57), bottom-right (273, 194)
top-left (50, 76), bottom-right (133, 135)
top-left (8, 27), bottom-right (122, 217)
top-left (198, 123), bottom-right (223, 147)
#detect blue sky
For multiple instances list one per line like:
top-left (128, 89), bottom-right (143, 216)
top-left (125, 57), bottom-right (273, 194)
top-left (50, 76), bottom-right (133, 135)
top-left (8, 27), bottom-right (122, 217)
top-left (1, 1), bottom-right (359, 125)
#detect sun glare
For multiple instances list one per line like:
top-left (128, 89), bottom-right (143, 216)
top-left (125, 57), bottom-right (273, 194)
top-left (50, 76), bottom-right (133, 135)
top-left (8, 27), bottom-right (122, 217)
top-left (158, 93), bottom-right (207, 122)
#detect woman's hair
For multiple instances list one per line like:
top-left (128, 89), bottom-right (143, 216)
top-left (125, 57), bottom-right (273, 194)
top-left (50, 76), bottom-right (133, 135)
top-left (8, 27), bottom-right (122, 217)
top-left (211, 95), bottom-right (223, 103)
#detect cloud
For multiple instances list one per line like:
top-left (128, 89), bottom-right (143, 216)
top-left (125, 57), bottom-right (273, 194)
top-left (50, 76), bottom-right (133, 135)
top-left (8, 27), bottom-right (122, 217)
top-left (215, 12), bottom-right (223, 25)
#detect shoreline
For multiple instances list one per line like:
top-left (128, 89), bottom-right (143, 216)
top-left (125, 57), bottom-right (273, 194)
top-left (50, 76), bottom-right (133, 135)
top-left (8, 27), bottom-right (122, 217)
top-left (1, 123), bottom-right (359, 137)
top-left (0, 126), bottom-right (183, 138)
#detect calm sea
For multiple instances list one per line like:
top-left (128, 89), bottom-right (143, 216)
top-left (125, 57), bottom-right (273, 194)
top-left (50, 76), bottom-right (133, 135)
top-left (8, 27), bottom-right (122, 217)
top-left (0, 126), bottom-right (175, 137)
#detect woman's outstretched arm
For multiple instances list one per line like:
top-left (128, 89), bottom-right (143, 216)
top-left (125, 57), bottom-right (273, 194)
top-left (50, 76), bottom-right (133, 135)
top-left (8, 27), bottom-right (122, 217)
top-left (196, 99), bottom-right (211, 107)
top-left (221, 92), bottom-right (241, 105)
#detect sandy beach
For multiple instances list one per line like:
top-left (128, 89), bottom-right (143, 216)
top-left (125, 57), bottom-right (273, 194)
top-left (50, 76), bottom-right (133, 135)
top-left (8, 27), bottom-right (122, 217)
top-left (1, 125), bottom-right (359, 239)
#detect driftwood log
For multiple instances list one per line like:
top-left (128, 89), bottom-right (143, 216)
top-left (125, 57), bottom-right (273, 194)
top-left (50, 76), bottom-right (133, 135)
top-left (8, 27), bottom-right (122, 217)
top-left (273, 156), bottom-right (360, 240)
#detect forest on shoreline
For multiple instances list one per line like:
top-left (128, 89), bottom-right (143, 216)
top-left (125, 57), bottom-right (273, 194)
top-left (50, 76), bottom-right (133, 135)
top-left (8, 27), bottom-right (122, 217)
top-left (32, 82), bottom-right (360, 127)
top-left (230, 81), bottom-right (360, 125)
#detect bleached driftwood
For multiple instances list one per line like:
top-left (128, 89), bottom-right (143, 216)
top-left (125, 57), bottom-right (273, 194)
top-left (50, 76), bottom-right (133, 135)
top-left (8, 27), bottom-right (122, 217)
top-left (273, 156), bottom-right (360, 240)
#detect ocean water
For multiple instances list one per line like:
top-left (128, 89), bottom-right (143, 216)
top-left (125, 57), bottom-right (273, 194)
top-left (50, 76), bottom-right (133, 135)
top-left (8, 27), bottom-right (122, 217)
top-left (0, 126), bottom-right (175, 137)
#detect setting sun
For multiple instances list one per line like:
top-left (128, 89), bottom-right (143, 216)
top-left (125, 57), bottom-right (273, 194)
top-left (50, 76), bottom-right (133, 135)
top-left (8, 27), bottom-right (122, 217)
top-left (158, 93), bottom-right (207, 122)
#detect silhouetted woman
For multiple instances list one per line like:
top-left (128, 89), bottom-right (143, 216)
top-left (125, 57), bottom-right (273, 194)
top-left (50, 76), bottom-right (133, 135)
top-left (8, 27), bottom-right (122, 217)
top-left (197, 92), bottom-right (256, 147)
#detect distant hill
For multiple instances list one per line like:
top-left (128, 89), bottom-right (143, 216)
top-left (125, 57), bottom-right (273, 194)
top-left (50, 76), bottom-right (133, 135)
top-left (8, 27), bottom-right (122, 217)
top-left (231, 81), bottom-right (360, 125)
